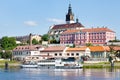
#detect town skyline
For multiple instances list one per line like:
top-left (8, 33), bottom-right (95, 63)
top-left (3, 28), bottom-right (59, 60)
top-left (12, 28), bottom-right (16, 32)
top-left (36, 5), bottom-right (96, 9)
top-left (0, 0), bottom-right (120, 39)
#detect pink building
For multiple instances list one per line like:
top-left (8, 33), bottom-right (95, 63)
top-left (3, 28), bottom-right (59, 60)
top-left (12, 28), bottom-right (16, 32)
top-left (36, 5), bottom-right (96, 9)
top-left (60, 27), bottom-right (115, 46)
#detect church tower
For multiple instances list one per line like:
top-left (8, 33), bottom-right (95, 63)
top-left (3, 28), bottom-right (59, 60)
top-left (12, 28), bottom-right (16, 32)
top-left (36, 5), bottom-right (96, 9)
top-left (66, 4), bottom-right (74, 24)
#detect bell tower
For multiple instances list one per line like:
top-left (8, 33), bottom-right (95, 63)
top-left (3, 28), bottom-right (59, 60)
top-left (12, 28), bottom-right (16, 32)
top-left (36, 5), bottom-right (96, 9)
top-left (66, 4), bottom-right (74, 24)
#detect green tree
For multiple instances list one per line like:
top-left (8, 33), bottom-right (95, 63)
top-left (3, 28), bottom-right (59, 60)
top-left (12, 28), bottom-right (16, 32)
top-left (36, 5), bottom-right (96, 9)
top-left (32, 39), bottom-right (39, 45)
top-left (42, 34), bottom-right (49, 41)
top-left (1, 51), bottom-right (12, 59)
top-left (86, 43), bottom-right (93, 47)
top-left (0, 36), bottom-right (16, 50)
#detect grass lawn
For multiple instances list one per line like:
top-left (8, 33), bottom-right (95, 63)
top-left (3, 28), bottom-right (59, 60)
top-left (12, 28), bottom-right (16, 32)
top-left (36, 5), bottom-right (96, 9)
top-left (83, 61), bottom-right (120, 68)
top-left (0, 60), bottom-right (21, 68)
top-left (0, 60), bottom-right (20, 64)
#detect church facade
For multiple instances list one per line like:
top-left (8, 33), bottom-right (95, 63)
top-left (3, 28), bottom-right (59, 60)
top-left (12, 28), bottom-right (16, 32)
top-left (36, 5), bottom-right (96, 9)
top-left (48, 4), bottom-right (84, 42)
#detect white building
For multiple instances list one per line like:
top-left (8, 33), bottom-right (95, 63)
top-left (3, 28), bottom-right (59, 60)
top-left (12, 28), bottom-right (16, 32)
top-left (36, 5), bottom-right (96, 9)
top-left (12, 45), bottom-right (43, 61)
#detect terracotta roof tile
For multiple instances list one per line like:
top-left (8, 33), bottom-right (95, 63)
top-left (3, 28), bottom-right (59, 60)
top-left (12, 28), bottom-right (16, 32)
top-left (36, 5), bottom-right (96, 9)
top-left (102, 46), bottom-right (110, 51)
top-left (62, 27), bottom-right (114, 34)
top-left (66, 47), bottom-right (87, 52)
top-left (89, 46), bottom-right (104, 52)
top-left (110, 46), bottom-right (120, 51)
top-left (41, 46), bottom-right (66, 52)
top-left (52, 23), bottom-right (84, 30)
top-left (62, 30), bottom-right (80, 34)
top-left (13, 45), bottom-right (41, 51)
top-left (82, 27), bottom-right (114, 32)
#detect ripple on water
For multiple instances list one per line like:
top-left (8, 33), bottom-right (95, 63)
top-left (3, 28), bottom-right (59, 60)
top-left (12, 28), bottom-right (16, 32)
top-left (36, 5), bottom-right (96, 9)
top-left (0, 68), bottom-right (120, 80)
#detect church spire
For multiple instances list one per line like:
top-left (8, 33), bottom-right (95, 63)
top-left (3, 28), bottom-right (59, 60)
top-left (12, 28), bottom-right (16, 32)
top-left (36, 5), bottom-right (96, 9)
top-left (66, 4), bottom-right (74, 24)
top-left (68, 4), bottom-right (72, 14)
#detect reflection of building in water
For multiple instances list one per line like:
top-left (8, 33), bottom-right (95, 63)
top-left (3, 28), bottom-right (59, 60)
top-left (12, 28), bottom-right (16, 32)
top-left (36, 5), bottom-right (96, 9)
top-left (54, 69), bottom-right (82, 77)
top-left (83, 69), bottom-right (117, 78)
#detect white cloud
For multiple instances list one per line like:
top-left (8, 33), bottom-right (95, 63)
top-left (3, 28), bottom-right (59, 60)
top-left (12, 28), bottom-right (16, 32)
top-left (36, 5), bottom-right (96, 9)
top-left (47, 18), bottom-right (65, 24)
top-left (24, 21), bottom-right (38, 26)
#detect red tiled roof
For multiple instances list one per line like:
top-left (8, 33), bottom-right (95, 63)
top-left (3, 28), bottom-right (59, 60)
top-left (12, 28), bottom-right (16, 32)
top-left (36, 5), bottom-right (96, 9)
top-left (110, 46), bottom-right (120, 51)
top-left (102, 46), bottom-right (110, 51)
top-left (62, 30), bottom-right (80, 34)
top-left (66, 47), bottom-right (87, 52)
top-left (41, 46), bottom-right (66, 52)
top-left (13, 45), bottom-right (41, 51)
top-left (51, 23), bottom-right (84, 29)
top-left (81, 27), bottom-right (114, 32)
top-left (89, 46), bottom-right (105, 52)
top-left (62, 27), bottom-right (114, 34)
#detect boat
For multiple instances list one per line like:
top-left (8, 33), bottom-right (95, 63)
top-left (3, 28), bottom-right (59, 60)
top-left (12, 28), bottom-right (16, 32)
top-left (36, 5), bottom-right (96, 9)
top-left (55, 58), bottom-right (83, 69)
top-left (20, 61), bottom-right (38, 68)
top-left (37, 57), bottom-right (83, 69)
top-left (21, 57), bottom-right (83, 69)
top-left (37, 59), bottom-right (56, 69)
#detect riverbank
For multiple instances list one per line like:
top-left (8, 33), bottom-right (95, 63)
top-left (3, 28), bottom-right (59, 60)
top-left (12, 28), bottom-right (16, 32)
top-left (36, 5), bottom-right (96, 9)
top-left (0, 60), bottom-right (120, 69)
top-left (83, 62), bottom-right (120, 68)
top-left (0, 60), bottom-right (21, 68)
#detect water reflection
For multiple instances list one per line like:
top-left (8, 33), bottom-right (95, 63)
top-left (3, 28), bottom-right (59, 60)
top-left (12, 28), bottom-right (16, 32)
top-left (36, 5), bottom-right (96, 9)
top-left (0, 68), bottom-right (120, 80)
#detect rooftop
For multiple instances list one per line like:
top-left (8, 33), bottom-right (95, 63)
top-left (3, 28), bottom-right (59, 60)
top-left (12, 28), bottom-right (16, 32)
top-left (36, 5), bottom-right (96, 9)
top-left (13, 45), bottom-right (42, 51)
top-left (62, 27), bottom-right (114, 34)
top-left (51, 23), bottom-right (84, 30)
top-left (41, 46), bottom-right (66, 52)
top-left (66, 47), bottom-right (87, 52)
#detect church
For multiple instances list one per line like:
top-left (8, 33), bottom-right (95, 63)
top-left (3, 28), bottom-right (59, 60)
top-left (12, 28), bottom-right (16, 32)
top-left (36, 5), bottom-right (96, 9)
top-left (48, 4), bottom-right (84, 42)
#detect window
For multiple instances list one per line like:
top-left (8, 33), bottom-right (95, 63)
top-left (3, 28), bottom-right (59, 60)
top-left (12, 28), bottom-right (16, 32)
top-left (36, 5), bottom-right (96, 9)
top-left (55, 53), bottom-right (57, 56)
top-left (67, 53), bottom-right (69, 56)
top-left (59, 53), bottom-right (62, 56)
top-left (71, 53), bottom-right (74, 56)
top-left (76, 53), bottom-right (79, 56)
top-left (47, 53), bottom-right (49, 56)
top-left (27, 52), bottom-right (29, 55)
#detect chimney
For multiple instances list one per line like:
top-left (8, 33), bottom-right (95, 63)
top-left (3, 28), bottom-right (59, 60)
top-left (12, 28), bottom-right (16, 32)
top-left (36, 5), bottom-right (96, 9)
top-left (29, 33), bottom-right (32, 46)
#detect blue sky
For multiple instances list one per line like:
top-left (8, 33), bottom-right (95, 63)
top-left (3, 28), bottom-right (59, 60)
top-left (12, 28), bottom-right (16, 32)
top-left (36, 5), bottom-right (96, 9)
top-left (0, 0), bottom-right (120, 39)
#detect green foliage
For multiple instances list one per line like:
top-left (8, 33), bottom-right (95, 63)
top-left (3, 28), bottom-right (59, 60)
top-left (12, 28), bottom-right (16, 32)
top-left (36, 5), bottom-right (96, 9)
top-left (0, 51), bottom-right (12, 59)
top-left (50, 39), bottom-right (60, 44)
top-left (86, 43), bottom-right (93, 47)
top-left (27, 39), bottom-right (40, 45)
top-left (42, 34), bottom-right (49, 41)
top-left (0, 36), bottom-right (16, 50)
top-left (32, 39), bottom-right (39, 45)
top-left (39, 40), bottom-right (42, 44)
top-left (69, 44), bottom-right (75, 48)
top-left (109, 39), bottom-right (120, 42)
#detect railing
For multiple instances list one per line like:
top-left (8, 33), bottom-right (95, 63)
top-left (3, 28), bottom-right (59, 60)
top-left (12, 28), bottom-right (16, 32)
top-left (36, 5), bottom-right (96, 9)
top-left (87, 58), bottom-right (108, 61)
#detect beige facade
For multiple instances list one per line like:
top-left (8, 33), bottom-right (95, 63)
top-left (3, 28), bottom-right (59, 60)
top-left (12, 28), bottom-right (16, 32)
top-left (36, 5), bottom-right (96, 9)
top-left (31, 34), bottom-right (41, 41)
top-left (12, 45), bottom-right (43, 61)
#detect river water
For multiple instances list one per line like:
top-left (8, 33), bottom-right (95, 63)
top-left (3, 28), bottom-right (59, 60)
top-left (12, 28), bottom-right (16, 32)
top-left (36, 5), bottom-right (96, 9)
top-left (0, 68), bottom-right (120, 80)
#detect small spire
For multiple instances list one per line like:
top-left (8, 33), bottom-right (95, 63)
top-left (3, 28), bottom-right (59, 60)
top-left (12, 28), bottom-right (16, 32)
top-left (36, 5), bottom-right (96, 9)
top-left (68, 3), bottom-right (72, 14)
top-left (69, 3), bottom-right (71, 8)
top-left (76, 18), bottom-right (79, 23)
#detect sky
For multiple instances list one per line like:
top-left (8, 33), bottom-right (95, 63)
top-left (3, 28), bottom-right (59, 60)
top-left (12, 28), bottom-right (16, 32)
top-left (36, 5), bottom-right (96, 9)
top-left (0, 0), bottom-right (120, 39)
